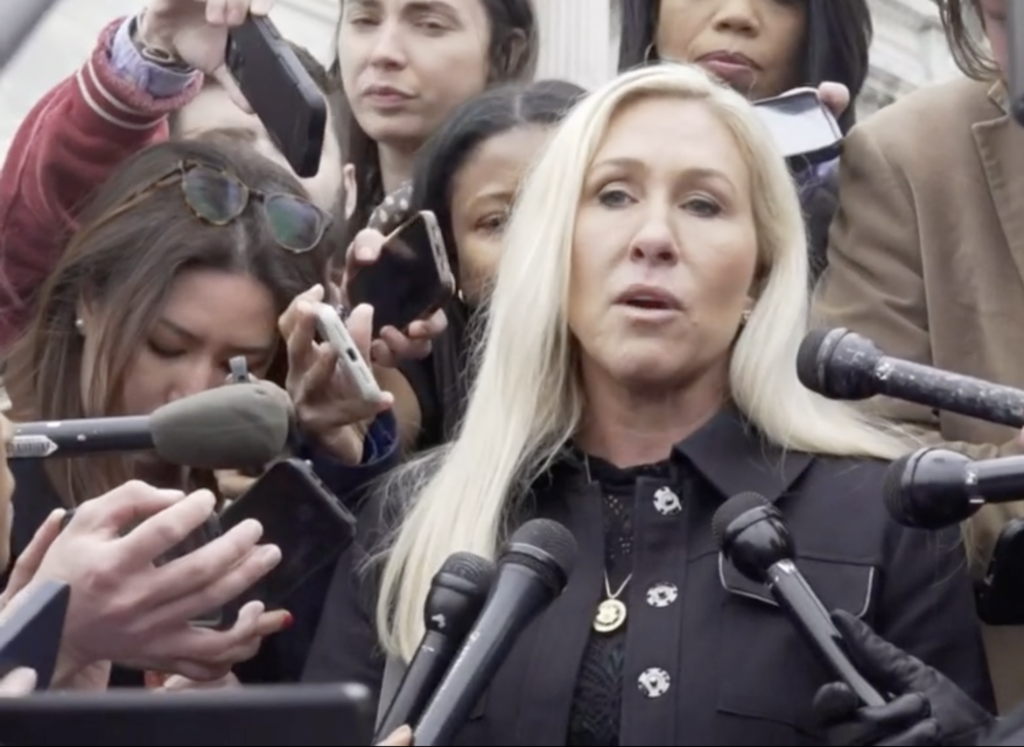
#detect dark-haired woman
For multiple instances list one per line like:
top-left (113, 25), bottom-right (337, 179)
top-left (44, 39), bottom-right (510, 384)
top-left (332, 0), bottom-right (540, 252)
top-left (618, 0), bottom-right (872, 277)
top-left (2, 137), bottom-right (399, 686)
top-left (363, 79), bottom-right (586, 449)
top-left (811, 0), bottom-right (1024, 712)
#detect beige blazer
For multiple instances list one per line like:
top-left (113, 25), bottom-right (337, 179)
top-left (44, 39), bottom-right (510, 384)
top-left (813, 75), bottom-right (1024, 712)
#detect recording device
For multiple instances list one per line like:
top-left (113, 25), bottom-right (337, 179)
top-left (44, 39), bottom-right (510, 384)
top-left (0, 581), bottom-right (69, 690)
top-left (1010, 0), bottom-right (1024, 127)
top-left (412, 519), bottom-right (578, 746)
top-left (797, 328), bottom-right (1024, 428)
top-left (713, 492), bottom-right (886, 708)
top-left (226, 15), bottom-right (326, 178)
top-left (221, 458), bottom-right (357, 608)
top-left (346, 210), bottom-right (456, 336)
top-left (976, 518), bottom-right (1024, 626)
top-left (374, 552), bottom-right (496, 742)
top-left (313, 303), bottom-right (384, 404)
top-left (8, 383), bottom-right (291, 467)
top-left (752, 87), bottom-right (843, 165)
top-left (883, 447), bottom-right (1024, 530)
top-left (0, 682), bottom-right (373, 746)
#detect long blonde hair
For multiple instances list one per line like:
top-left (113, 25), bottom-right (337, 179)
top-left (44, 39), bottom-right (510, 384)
top-left (376, 64), bottom-right (911, 660)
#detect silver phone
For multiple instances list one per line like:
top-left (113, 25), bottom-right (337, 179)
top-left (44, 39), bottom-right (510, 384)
top-left (313, 303), bottom-right (384, 404)
top-left (752, 87), bottom-right (843, 165)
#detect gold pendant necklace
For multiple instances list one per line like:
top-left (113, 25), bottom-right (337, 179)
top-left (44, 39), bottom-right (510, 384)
top-left (594, 570), bottom-right (632, 634)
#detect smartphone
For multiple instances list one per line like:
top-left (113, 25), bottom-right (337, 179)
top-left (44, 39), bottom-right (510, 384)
top-left (0, 580), bottom-right (70, 689)
top-left (220, 459), bottom-right (356, 608)
top-left (976, 518), bottom-right (1024, 626)
top-left (346, 210), bottom-right (456, 336)
top-left (1010, 0), bottom-right (1024, 126)
top-left (58, 510), bottom-right (232, 629)
top-left (752, 87), bottom-right (843, 165)
top-left (226, 16), bottom-right (327, 178)
top-left (313, 303), bottom-right (384, 404)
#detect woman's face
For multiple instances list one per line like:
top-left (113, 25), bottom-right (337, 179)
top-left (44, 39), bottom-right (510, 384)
top-left (568, 96), bottom-right (759, 393)
top-left (449, 125), bottom-right (553, 305)
top-left (977, 0), bottom-right (1009, 75)
top-left (338, 0), bottom-right (493, 150)
top-left (0, 415), bottom-right (13, 569)
top-left (174, 86), bottom-right (345, 213)
top-left (656, 0), bottom-right (807, 100)
top-left (81, 269), bottom-right (279, 417)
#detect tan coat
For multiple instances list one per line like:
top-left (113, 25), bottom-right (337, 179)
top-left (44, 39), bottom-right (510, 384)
top-left (813, 75), bottom-right (1024, 712)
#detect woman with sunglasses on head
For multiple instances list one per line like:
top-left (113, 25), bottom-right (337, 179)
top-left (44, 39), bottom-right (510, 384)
top-left (358, 80), bottom-right (586, 450)
top-left (332, 0), bottom-right (539, 255)
top-left (618, 0), bottom-right (871, 279)
top-left (2, 136), bottom-right (401, 686)
top-left (812, 0), bottom-right (1024, 714)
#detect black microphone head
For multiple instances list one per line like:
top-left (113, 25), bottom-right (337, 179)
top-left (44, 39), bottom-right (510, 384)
top-left (149, 383), bottom-right (291, 469)
top-left (424, 552), bottom-right (496, 637)
top-left (882, 447), bottom-right (975, 529)
top-left (501, 519), bottom-right (578, 596)
top-left (797, 328), bottom-right (884, 401)
top-left (712, 492), bottom-right (794, 584)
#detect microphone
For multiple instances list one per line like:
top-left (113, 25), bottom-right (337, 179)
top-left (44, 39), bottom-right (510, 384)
top-left (373, 551), bottom-right (496, 742)
top-left (412, 519), bottom-right (578, 747)
top-left (883, 447), bottom-right (1024, 529)
top-left (797, 328), bottom-right (1024, 428)
top-left (713, 492), bottom-right (886, 708)
top-left (7, 383), bottom-right (290, 469)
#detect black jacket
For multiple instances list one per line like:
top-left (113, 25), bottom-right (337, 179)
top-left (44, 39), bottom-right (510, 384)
top-left (304, 407), bottom-right (994, 745)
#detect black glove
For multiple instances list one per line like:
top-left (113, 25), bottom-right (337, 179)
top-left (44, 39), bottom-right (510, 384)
top-left (813, 610), bottom-right (993, 747)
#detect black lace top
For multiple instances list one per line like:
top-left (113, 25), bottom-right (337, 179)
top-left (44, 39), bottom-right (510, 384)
top-left (566, 454), bottom-right (675, 747)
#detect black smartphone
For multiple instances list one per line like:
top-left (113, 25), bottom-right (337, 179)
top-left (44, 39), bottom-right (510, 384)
top-left (1011, 0), bottom-right (1024, 126)
top-left (220, 458), bottom-right (356, 608)
top-left (752, 87), bottom-right (843, 166)
top-left (0, 580), bottom-right (70, 689)
top-left (226, 15), bottom-right (327, 178)
top-left (976, 517), bottom-right (1024, 626)
top-left (346, 210), bottom-right (456, 336)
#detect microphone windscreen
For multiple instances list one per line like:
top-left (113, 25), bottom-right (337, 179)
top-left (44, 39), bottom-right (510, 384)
top-left (439, 552), bottom-right (495, 587)
top-left (150, 383), bottom-right (291, 469)
top-left (712, 491), bottom-right (770, 550)
top-left (796, 329), bottom-right (830, 393)
top-left (503, 519), bottom-right (578, 593)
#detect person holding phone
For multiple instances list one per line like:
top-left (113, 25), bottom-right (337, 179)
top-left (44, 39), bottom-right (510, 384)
top-left (617, 0), bottom-right (871, 278)
top-left (810, 0), bottom-right (1024, 714)
top-left (0, 0), bottom-right (348, 351)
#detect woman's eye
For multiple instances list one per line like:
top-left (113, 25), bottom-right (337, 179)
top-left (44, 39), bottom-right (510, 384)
top-left (476, 213), bottom-right (507, 234)
top-left (597, 188), bottom-right (633, 208)
top-left (147, 341), bottom-right (184, 359)
top-left (685, 197), bottom-right (722, 217)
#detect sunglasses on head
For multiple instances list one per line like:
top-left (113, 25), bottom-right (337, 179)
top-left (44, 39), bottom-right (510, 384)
top-left (146, 160), bottom-right (332, 253)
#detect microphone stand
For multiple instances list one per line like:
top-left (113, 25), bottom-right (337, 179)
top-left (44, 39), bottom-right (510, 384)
top-left (0, 0), bottom-right (64, 73)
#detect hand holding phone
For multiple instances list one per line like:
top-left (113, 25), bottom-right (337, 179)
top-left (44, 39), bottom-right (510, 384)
top-left (313, 304), bottom-right (384, 405)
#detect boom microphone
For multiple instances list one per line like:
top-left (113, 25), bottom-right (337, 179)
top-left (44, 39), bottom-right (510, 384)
top-left (713, 492), bottom-right (886, 708)
top-left (883, 447), bottom-right (1024, 529)
top-left (412, 519), bottom-right (578, 747)
top-left (8, 383), bottom-right (290, 469)
top-left (374, 552), bottom-right (496, 742)
top-left (797, 328), bottom-right (1024, 428)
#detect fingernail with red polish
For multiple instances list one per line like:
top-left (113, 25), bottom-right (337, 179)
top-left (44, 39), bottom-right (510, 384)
top-left (281, 612), bottom-right (295, 631)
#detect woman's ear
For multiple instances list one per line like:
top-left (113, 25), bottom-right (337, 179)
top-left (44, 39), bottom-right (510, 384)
top-left (501, 29), bottom-right (529, 76)
top-left (74, 297), bottom-right (100, 337)
top-left (343, 163), bottom-right (358, 220)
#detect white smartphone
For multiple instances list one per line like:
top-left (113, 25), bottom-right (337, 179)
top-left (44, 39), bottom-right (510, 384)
top-left (752, 87), bottom-right (843, 164)
top-left (313, 303), bottom-right (384, 404)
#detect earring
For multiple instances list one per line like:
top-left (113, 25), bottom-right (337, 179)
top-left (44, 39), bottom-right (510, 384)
top-left (741, 309), bottom-right (752, 324)
top-left (644, 43), bottom-right (658, 64)
top-left (74, 317), bottom-right (85, 334)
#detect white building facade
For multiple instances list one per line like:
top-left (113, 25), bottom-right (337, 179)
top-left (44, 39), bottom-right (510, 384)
top-left (0, 0), bottom-right (963, 159)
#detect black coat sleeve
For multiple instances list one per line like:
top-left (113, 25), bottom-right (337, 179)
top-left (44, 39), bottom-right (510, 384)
top-left (876, 523), bottom-right (996, 712)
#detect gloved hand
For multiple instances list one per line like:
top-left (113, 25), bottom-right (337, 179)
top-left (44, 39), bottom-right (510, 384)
top-left (813, 610), bottom-right (993, 746)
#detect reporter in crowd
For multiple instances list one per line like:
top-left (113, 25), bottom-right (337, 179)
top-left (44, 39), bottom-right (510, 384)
top-left (0, 413), bottom-right (285, 692)
top-left (332, 0), bottom-right (539, 251)
top-left (0, 0), bottom-right (347, 349)
top-left (358, 79), bottom-right (586, 448)
top-left (810, 0), bottom-right (1024, 711)
top-left (617, 0), bottom-right (870, 277)
top-left (305, 64), bottom-right (992, 744)
top-left (2, 137), bottom-right (401, 685)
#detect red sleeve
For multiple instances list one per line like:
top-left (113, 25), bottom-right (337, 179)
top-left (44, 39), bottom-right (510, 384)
top-left (0, 19), bottom-right (202, 349)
